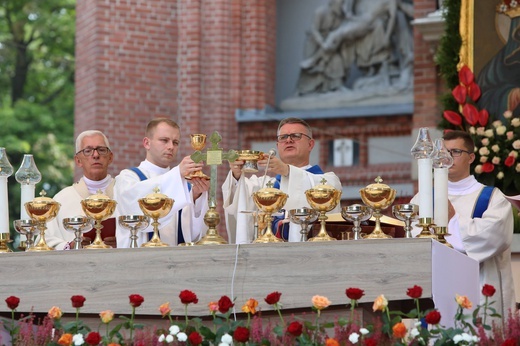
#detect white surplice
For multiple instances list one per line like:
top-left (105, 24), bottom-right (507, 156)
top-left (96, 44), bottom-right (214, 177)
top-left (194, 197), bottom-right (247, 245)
top-left (43, 176), bottom-right (115, 250)
top-left (114, 160), bottom-right (208, 248)
top-left (222, 165), bottom-right (342, 243)
top-left (412, 175), bottom-right (516, 320)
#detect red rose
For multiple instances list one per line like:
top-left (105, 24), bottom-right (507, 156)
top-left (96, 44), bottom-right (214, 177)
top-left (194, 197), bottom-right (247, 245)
top-left (406, 285), bottom-right (423, 299)
top-left (233, 326), bottom-right (250, 343)
top-left (505, 155), bottom-right (516, 168)
top-left (264, 291), bottom-right (282, 305)
top-left (364, 338), bottom-right (377, 346)
top-left (482, 162), bottom-right (495, 173)
top-left (345, 288), bottom-right (364, 300)
top-left (501, 338), bottom-right (517, 346)
top-left (188, 331), bottom-right (203, 346)
top-left (482, 284), bottom-right (496, 297)
top-left (179, 290), bottom-right (198, 305)
top-left (5, 296), bottom-right (20, 310)
top-left (286, 321), bottom-right (303, 336)
top-left (425, 310), bottom-right (441, 325)
top-left (218, 295), bottom-right (234, 314)
top-left (85, 331), bottom-right (102, 345)
top-left (129, 294), bottom-right (144, 308)
top-left (71, 295), bottom-right (86, 308)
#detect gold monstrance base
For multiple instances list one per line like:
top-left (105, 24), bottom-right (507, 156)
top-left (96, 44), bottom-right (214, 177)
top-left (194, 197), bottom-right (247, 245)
top-left (196, 207), bottom-right (227, 245)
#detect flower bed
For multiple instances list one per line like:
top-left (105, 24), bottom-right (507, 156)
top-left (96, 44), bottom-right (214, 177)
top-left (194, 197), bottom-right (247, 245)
top-left (1, 284), bottom-right (519, 345)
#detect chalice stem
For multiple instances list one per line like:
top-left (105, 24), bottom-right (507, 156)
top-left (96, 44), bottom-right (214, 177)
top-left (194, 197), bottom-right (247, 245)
top-left (91, 222), bottom-right (104, 245)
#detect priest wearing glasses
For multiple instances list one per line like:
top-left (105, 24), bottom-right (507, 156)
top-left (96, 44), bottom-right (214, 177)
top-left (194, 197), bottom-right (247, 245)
top-left (222, 117), bottom-right (342, 243)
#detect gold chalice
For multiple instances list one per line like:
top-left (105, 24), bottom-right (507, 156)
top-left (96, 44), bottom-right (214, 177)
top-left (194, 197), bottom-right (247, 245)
top-left (236, 150), bottom-right (264, 173)
top-left (360, 176), bottom-right (396, 239)
top-left (25, 190), bottom-right (60, 251)
top-left (186, 134), bottom-right (210, 180)
top-left (138, 187), bottom-right (173, 247)
top-left (252, 181), bottom-right (288, 243)
top-left (81, 191), bottom-right (116, 249)
top-left (289, 208), bottom-right (319, 242)
top-left (305, 179), bottom-right (342, 242)
top-left (118, 215), bottom-right (150, 249)
top-left (341, 204), bottom-right (373, 240)
top-left (63, 217), bottom-right (95, 250)
top-left (13, 219), bottom-right (37, 251)
top-left (392, 204), bottom-right (419, 239)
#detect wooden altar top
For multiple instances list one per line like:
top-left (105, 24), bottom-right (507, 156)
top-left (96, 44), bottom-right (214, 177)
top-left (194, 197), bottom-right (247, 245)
top-left (0, 238), bottom-right (433, 317)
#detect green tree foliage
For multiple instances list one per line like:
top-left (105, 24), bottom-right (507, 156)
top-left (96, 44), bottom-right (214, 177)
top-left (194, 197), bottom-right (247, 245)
top-left (0, 0), bottom-right (76, 247)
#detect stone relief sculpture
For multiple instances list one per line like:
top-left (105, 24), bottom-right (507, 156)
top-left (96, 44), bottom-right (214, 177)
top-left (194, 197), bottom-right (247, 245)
top-left (283, 0), bottom-right (414, 111)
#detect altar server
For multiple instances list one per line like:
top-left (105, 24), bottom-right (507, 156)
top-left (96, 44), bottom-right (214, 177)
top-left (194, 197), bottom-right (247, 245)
top-left (412, 130), bottom-right (516, 322)
top-left (114, 118), bottom-right (209, 248)
top-left (44, 130), bottom-right (116, 250)
top-left (222, 117), bottom-right (342, 243)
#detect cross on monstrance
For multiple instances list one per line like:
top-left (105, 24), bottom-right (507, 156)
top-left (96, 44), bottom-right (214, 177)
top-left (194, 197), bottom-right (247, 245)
top-left (191, 131), bottom-right (238, 245)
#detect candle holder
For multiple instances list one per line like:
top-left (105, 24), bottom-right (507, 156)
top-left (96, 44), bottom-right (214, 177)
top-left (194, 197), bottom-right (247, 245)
top-left (341, 204), bottom-right (372, 240)
top-left (25, 190), bottom-right (60, 251)
top-left (0, 147), bottom-right (13, 252)
top-left (415, 217), bottom-right (437, 239)
top-left (433, 226), bottom-right (452, 248)
top-left (0, 232), bottom-right (12, 253)
top-left (13, 219), bottom-right (37, 251)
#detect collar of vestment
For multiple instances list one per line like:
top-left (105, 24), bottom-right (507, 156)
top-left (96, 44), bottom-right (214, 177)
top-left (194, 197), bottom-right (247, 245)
top-left (448, 175), bottom-right (483, 195)
top-left (73, 175), bottom-right (115, 199)
top-left (141, 160), bottom-right (170, 176)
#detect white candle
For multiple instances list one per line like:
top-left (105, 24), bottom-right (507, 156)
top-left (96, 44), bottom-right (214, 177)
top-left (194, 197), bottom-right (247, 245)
top-left (418, 158), bottom-right (433, 219)
top-left (20, 184), bottom-right (35, 220)
top-left (434, 167), bottom-right (449, 227)
top-left (0, 176), bottom-right (9, 233)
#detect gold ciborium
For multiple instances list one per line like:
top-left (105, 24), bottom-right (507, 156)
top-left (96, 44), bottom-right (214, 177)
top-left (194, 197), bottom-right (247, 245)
top-left (392, 204), bottom-right (419, 239)
top-left (236, 150), bottom-right (264, 173)
top-left (118, 215), bottom-right (150, 249)
top-left (360, 176), bottom-right (396, 239)
top-left (289, 208), bottom-right (319, 242)
top-left (81, 191), bottom-right (116, 249)
top-left (305, 179), bottom-right (342, 242)
top-left (13, 219), bottom-right (37, 251)
top-left (252, 181), bottom-right (288, 243)
top-left (138, 187), bottom-right (173, 247)
top-left (186, 134), bottom-right (210, 180)
top-left (341, 204), bottom-right (373, 240)
top-left (63, 216), bottom-right (95, 250)
top-left (25, 190), bottom-right (60, 251)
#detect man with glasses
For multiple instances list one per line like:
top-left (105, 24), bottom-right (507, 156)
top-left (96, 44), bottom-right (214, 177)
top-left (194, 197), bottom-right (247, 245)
top-left (412, 130), bottom-right (516, 321)
top-left (44, 130), bottom-right (116, 249)
top-left (222, 117), bottom-right (342, 243)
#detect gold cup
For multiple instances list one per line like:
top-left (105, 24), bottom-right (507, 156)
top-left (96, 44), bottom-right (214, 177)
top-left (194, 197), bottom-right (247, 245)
top-left (305, 178), bottom-right (342, 241)
top-left (81, 191), bottom-right (116, 249)
top-left (185, 134), bottom-right (210, 180)
top-left (63, 217), bottom-right (95, 250)
top-left (360, 176), bottom-right (396, 239)
top-left (252, 181), bottom-right (288, 243)
top-left (138, 187), bottom-right (173, 247)
top-left (25, 190), bottom-right (61, 251)
top-left (236, 150), bottom-right (264, 173)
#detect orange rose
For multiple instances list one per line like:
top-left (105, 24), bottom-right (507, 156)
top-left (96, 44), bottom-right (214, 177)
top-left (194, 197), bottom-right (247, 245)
top-left (392, 322), bottom-right (407, 339)
top-left (99, 310), bottom-right (114, 323)
top-left (325, 338), bottom-right (340, 346)
top-left (108, 344), bottom-right (122, 346)
top-left (372, 295), bottom-right (388, 312)
top-left (159, 302), bottom-right (171, 317)
top-left (312, 295), bottom-right (331, 310)
top-left (48, 306), bottom-right (63, 320)
top-left (208, 301), bottom-right (218, 314)
top-left (57, 333), bottom-right (73, 346)
top-left (241, 298), bottom-right (258, 314)
top-left (455, 294), bottom-right (472, 309)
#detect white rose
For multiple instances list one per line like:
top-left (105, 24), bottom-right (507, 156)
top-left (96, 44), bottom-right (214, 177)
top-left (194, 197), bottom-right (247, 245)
top-left (492, 144), bottom-right (500, 153)
top-left (169, 325), bottom-right (180, 335)
top-left (158, 335), bottom-right (165, 342)
top-left (504, 110), bottom-right (513, 118)
top-left (461, 333), bottom-right (472, 342)
top-left (480, 156), bottom-right (488, 163)
top-left (512, 118), bottom-right (520, 127)
top-left (513, 140), bottom-right (520, 150)
top-left (497, 172), bottom-right (504, 179)
top-left (221, 333), bottom-right (233, 344)
top-left (177, 332), bottom-right (187, 342)
top-left (485, 129), bottom-right (494, 137)
top-left (475, 165), bottom-right (483, 174)
top-left (497, 125), bottom-right (507, 135)
top-left (510, 151), bottom-right (519, 158)
top-left (479, 147), bottom-right (490, 156)
top-left (469, 126), bottom-right (476, 134)
top-left (493, 120), bottom-right (502, 128)
top-left (349, 332), bottom-right (360, 344)
top-left (453, 334), bottom-right (463, 344)
top-left (73, 334), bottom-right (84, 346)
top-left (476, 127), bottom-right (485, 135)
top-left (492, 156), bottom-right (501, 165)
top-left (411, 328), bottom-right (420, 337)
top-left (481, 138), bottom-right (489, 146)
top-left (360, 328), bottom-right (369, 335)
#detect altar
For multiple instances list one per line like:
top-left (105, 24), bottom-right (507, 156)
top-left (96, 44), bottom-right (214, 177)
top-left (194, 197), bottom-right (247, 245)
top-left (0, 238), bottom-right (478, 328)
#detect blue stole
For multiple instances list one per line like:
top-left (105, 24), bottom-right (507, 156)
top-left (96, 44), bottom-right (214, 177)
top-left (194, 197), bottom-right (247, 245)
top-left (272, 165), bottom-right (325, 239)
top-left (472, 186), bottom-right (494, 219)
top-left (129, 167), bottom-right (186, 244)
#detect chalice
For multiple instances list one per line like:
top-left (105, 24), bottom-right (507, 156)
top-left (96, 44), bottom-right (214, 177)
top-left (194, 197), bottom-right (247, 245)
top-left (63, 217), bottom-right (95, 250)
top-left (13, 219), bottom-right (37, 251)
top-left (118, 215), bottom-right (150, 248)
top-left (392, 204), bottom-right (419, 238)
top-left (289, 208), bottom-right (319, 242)
top-left (341, 204), bottom-right (373, 240)
top-left (236, 150), bottom-right (263, 173)
top-left (305, 178), bottom-right (342, 242)
top-left (81, 191), bottom-right (117, 249)
top-left (252, 181), bottom-right (288, 243)
top-left (25, 190), bottom-right (60, 251)
top-left (359, 176), bottom-right (396, 239)
top-left (185, 134), bottom-right (210, 180)
top-left (138, 187), bottom-right (173, 247)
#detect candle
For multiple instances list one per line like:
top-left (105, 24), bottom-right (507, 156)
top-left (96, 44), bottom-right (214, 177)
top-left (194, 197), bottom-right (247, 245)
top-left (20, 184), bottom-right (35, 220)
top-left (418, 158), bottom-right (433, 219)
top-left (434, 168), bottom-right (448, 227)
top-left (0, 176), bottom-right (9, 233)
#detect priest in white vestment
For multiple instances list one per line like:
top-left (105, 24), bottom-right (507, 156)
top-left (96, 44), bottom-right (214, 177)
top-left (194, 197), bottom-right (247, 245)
top-left (44, 130), bottom-right (116, 250)
top-left (114, 118), bottom-right (209, 248)
top-left (412, 130), bottom-right (516, 322)
top-left (222, 117), bottom-right (342, 243)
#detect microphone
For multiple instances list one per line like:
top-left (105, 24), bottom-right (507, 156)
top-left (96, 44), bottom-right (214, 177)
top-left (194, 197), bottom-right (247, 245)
top-left (261, 149), bottom-right (277, 187)
top-left (268, 148), bottom-right (276, 157)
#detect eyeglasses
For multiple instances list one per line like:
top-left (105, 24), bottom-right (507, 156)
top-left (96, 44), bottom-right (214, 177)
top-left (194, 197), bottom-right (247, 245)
top-left (76, 146), bottom-right (111, 157)
top-left (448, 148), bottom-right (472, 157)
top-left (276, 133), bottom-right (312, 143)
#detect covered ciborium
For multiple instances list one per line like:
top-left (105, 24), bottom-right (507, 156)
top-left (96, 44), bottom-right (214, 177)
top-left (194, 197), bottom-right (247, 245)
top-left (25, 190), bottom-right (60, 251)
top-left (305, 178), bottom-right (342, 242)
top-left (252, 181), bottom-right (288, 243)
top-left (359, 176), bottom-right (396, 239)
